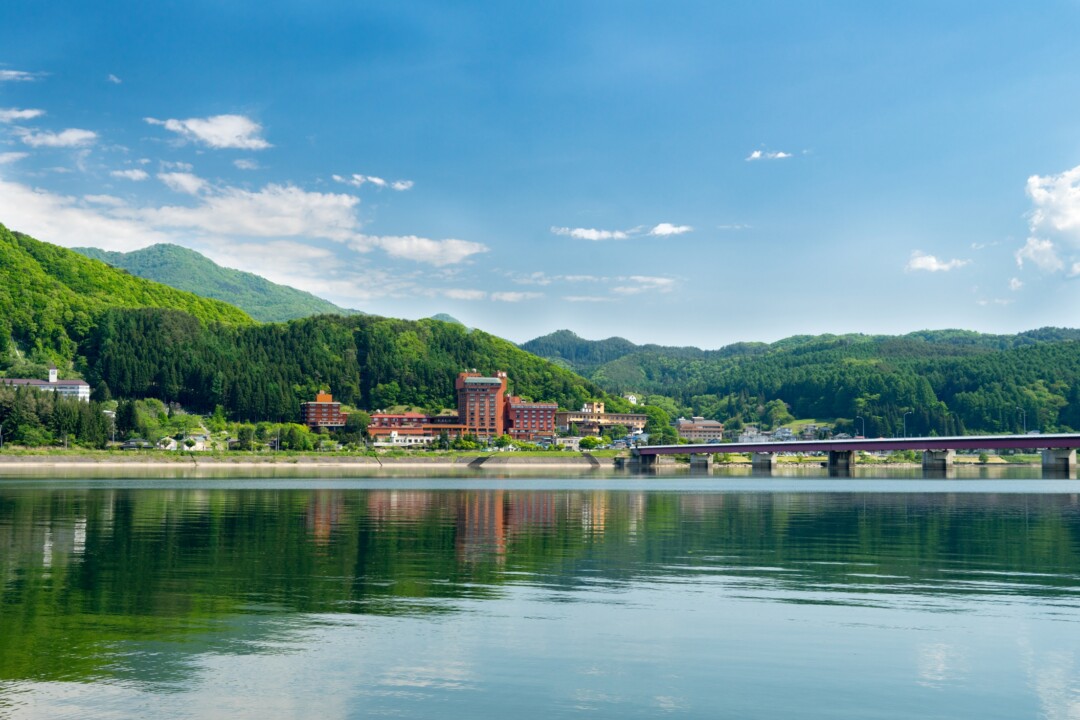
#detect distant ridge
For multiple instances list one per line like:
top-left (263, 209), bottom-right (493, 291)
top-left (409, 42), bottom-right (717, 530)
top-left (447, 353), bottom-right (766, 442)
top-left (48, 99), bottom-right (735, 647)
top-left (430, 313), bottom-right (465, 326)
top-left (521, 327), bottom-right (1080, 436)
top-left (74, 244), bottom-right (361, 322)
top-left (0, 223), bottom-right (253, 365)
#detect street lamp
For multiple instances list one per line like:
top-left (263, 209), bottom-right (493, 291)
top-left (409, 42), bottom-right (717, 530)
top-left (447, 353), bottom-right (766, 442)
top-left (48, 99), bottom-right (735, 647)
top-left (0, 420), bottom-right (4, 451)
top-left (903, 411), bottom-right (913, 438)
top-left (855, 415), bottom-right (866, 438)
top-left (1016, 407), bottom-right (1026, 434)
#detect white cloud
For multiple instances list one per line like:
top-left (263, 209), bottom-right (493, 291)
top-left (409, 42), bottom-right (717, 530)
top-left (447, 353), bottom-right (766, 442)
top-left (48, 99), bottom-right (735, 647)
top-left (1027, 165), bottom-right (1080, 243)
top-left (160, 160), bottom-right (194, 171)
top-left (552, 223), bottom-right (693, 241)
top-left (442, 289), bottom-right (487, 301)
top-left (0, 176), bottom-right (174, 251)
top-left (1008, 277), bottom-right (1023, 291)
top-left (107, 74), bottom-right (122, 84)
top-left (18, 128), bottom-right (97, 148)
top-left (905, 251), bottom-right (971, 273)
top-left (142, 184), bottom-right (359, 241)
top-left (490, 291), bottom-right (541, 302)
top-left (0, 152), bottom-right (28, 165)
top-left (511, 271), bottom-right (611, 286)
top-left (1020, 164), bottom-right (1080, 276)
top-left (1070, 263), bottom-right (1080, 278)
top-left (0, 70), bottom-right (41, 82)
top-left (612, 275), bottom-right (677, 295)
top-left (1014, 237), bottom-right (1063, 272)
top-left (0, 108), bottom-right (45, 123)
top-left (233, 158), bottom-right (259, 170)
top-left (746, 149), bottom-right (793, 161)
top-left (333, 173), bottom-right (413, 191)
top-left (83, 194), bottom-right (126, 207)
top-left (158, 171), bottom-right (207, 195)
top-left (145, 114), bottom-right (271, 150)
top-left (354, 234), bottom-right (488, 266)
top-left (198, 240), bottom-right (415, 307)
top-left (718, 223), bottom-right (751, 231)
top-left (649, 223), bottom-right (692, 236)
top-left (110, 168), bottom-right (149, 181)
top-left (564, 295), bottom-right (613, 303)
top-left (514, 271), bottom-right (553, 286)
top-left (551, 226), bottom-right (629, 241)
top-left (976, 298), bottom-right (1013, 307)
top-left (0, 167), bottom-right (481, 275)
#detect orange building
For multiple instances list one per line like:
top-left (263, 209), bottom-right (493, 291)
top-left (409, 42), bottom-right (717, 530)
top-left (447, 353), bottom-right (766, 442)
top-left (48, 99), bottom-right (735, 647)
top-left (367, 412), bottom-right (467, 446)
top-left (505, 396), bottom-right (557, 441)
top-left (301, 392), bottom-right (347, 429)
top-left (455, 371), bottom-right (508, 439)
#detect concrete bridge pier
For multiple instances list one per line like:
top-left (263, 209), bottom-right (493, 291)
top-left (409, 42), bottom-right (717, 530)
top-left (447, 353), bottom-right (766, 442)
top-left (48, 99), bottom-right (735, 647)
top-left (628, 451), bottom-right (658, 473)
top-left (751, 453), bottom-right (776, 473)
top-left (1042, 448), bottom-right (1076, 477)
top-left (922, 449), bottom-right (955, 472)
top-left (827, 450), bottom-right (856, 475)
top-left (689, 453), bottom-right (713, 473)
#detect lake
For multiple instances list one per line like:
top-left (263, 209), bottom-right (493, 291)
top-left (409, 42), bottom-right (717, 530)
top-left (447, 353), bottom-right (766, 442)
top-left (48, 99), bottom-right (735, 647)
top-left (1, 468), bottom-right (1078, 718)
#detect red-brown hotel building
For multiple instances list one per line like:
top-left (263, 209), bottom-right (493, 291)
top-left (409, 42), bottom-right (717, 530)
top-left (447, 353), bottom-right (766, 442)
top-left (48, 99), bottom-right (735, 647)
top-left (365, 371), bottom-right (557, 446)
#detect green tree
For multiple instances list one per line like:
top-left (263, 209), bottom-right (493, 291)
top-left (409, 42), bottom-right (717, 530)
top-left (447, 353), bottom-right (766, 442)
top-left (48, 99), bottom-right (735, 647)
top-left (236, 424), bottom-right (255, 451)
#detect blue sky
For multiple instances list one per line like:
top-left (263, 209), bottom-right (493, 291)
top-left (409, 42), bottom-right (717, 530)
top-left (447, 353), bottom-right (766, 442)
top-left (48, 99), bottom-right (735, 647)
top-left (2, 1), bottom-right (1080, 347)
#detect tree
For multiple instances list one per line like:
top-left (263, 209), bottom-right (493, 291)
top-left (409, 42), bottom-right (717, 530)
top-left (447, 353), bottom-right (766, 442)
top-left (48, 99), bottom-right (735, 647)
top-left (209, 405), bottom-right (228, 433)
top-left (579, 436), bottom-right (602, 450)
top-left (236, 424), bottom-right (255, 451)
top-left (116, 400), bottom-right (138, 438)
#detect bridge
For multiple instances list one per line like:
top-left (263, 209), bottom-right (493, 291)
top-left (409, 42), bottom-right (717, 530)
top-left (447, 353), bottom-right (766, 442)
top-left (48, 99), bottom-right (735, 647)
top-left (629, 433), bottom-right (1080, 474)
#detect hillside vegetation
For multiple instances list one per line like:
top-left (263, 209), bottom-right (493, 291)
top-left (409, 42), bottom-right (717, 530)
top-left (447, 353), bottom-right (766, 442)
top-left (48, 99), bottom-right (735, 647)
top-left (83, 310), bottom-right (619, 420)
top-left (523, 329), bottom-right (1080, 436)
top-left (0, 224), bottom-right (618, 425)
top-left (74, 243), bottom-right (359, 322)
top-left (0, 224), bottom-right (253, 366)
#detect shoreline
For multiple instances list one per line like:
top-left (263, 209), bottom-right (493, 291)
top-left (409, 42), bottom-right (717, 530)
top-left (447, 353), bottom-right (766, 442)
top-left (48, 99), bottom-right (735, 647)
top-left (0, 454), bottom-right (607, 469)
top-left (0, 453), bottom-right (1039, 471)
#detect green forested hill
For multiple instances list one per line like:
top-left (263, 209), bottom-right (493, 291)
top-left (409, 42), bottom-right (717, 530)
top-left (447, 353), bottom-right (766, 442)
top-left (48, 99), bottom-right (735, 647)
top-left (0, 224), bottom-right (253, 365)
top-left (523, 329), bottom-right (1080, 436)
top-left (74, 244), bottom-right (359, 322)
top-left (82, 310), bottom-right (619, 420)
top-left (0, 225), bottom-right (620, 424)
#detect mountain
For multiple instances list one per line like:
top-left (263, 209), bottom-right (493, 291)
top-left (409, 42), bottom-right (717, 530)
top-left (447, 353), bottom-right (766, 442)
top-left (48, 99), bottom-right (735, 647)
top-left (520, 330), bottom-right (716, 376)
top-left (73, 244), bottom-right (360, 322)
top-left (430, 313), bottom-right (464, 326)
top-left (82, 310), bottom-right (624, 420)
top-left (2, 224), bottom-right (619, 422)
top-left (1, 224), bottom-right (253, 368)
top-left (522, 328), bottom-right (1080, 435)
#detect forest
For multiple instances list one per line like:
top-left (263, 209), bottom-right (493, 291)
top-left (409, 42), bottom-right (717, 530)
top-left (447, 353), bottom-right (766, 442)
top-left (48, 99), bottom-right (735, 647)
top-left (524, 329), bottom-right (1080, 436)
top-left (5, 223), bottom-right (1080, 447)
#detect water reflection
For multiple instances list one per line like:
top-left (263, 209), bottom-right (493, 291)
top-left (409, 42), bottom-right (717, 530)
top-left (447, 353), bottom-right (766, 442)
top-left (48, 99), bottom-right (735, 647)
top-left (1, 482), bottom-right (1079, 718)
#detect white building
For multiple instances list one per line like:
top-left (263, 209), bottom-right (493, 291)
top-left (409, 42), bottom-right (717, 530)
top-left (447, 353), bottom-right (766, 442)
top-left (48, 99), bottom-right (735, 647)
top-left (1, 366), bottom-right (91, 402)
top-left (675, 416), bottom-right (725, 442)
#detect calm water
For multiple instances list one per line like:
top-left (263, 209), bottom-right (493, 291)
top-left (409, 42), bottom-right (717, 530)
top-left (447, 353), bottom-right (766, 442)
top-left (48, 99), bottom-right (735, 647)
top-left (1, 470), bottom-right (1079, 719)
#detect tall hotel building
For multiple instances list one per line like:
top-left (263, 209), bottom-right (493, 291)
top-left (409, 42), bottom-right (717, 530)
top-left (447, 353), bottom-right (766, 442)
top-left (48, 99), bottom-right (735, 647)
top-left (300, 392), bottom-right (348, 429)
top-left (455, 371), bottom-right (508, 438)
